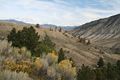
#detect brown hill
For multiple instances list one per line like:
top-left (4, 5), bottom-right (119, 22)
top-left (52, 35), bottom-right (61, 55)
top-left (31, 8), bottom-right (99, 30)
top-left (0, 18), bottom-right (120, 67)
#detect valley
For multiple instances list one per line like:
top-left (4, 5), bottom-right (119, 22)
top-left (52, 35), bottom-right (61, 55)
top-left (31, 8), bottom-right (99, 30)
top-left (0, 15), bottom-right (120, 67)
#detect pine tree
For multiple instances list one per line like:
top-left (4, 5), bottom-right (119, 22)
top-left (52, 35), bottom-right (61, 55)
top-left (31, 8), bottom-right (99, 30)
top-left (7, 28), bottom-right (17, 47)
top-left (58, 48), bottom-right (65, 63)
top-left (7, 26), bottom-right (40, 56)
top-left (77, 64), bottom-right (95, 80)
top-left (35, 33), bottom-right (55, 55)
top-left (43, 33), bottom-right (55, 49)
top-left (116, 60), bottom-right (120, 69)
top-left (95, 68), bottom-right (106, 80)
top-left (35, 24), bottom-right (40, 28)
top-left (116, 60), bottom-right (120, 79)
top-left (97, 57), bottom-right (104, 68)
top-left (106, 62), bottom-right (118, 80)
top-left (59, 27), bottom-right (62, 32)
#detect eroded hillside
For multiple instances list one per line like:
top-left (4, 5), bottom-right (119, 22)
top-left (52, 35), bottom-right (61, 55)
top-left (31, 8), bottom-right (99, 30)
top-left (71, 14), bottom-right (120, 56)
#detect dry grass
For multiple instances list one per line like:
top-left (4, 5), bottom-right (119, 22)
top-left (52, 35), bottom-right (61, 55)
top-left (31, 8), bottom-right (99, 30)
top-left (0, 25), bottom-right (120, 67)
top-left (35, 28), bottom-right (120, 67)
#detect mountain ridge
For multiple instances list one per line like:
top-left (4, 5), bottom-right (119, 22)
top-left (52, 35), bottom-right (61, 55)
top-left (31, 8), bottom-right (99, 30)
top-left (71, 14), bottom-right (120, 41)
top-left (70, 14), bottom-right (120, 53)
top-left (0, 19), bottom-right (77, 31)
top-left (0, 19), bottom-right (28, 25)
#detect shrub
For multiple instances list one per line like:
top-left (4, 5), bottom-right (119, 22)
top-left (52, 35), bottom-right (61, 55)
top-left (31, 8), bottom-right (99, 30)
top-left (34, 58), bottom-right (44, 71)
top-left (0, 40), bottom-right (32, 61)
top-left (0, 40), bottom-right (11, 55)
top-left (0, 70), bottom-right (33, 80)
top-left (47, 66), bottom-right (56, 78)
top-left (33, 57), bottom-right (48, 76)
top-left (3, 60), bottom-right (32, 73)
top-left (19, 47), bottom-right (31, 59)
top-left (46, 51), bottom-right (58, 65)
top-left (58, 59), bottom-right (77, 80)
top-left (0, 56), bottom-right (5, 70)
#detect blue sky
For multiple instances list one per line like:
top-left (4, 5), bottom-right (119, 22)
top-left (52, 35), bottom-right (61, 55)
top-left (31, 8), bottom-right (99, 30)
top-left (0, 0), bottom-right (120, 26)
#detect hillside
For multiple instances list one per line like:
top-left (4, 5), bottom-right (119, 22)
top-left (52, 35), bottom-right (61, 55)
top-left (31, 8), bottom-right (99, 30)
top-left (71, 14), bottom-right (120, 52)
top-left (71, 14), bottom-right (120, 41)
top-left (0, 19), bottom-right (27, 24)
top-left (0, 20), bottom-right (120, 67)
top-left (36, 29), bottom-right (120, 67)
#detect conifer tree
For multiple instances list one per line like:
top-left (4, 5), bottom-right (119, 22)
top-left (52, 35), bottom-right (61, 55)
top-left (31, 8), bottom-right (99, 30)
top-left (7, 28), bottom-right (17, 46)
top-left (58, 48), bottom-right (65, 63)
top-left (97, 57), bottom-right (104, 68)
top-left (7, 26), bottom-right (40, 56)
top-left (35, 24), bottom-right (40, 28)
top-left (77, 64), bottom-right (95, 80)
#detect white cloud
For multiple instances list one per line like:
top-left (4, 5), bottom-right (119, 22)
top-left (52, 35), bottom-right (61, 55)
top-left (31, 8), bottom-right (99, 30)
top-left (0, 0), bottom-right (120, 26)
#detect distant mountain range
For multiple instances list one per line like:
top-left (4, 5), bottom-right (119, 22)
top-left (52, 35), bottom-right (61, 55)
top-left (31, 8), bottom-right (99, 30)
top-left (40, 24), bottom-right (57, 28)
top-left (0, 19), bottom-right (27, 24)
top-left (0, 19), bottom-right (77, 31)
top-left (40, 24), bottom-right (76, 30)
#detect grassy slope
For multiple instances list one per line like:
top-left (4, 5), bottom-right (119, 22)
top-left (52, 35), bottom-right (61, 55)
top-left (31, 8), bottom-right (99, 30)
top-left (36, 29), bottom-right (120, 67)
top-left (0, 22), bottom-right (120, 67)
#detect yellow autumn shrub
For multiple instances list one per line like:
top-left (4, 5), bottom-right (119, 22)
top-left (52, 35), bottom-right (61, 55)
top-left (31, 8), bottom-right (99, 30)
top-left (34, 57), bottom-right (43, 70)
top-left (34, 57), bottom-right (48, 70)
top-left (46, 50), bottom-right (58, 65)
top-left (3, 59), bottom-right (16, 71)
top-left (3, 60), bottom-right (32, 73)
top-left (58, 59), bottom-right (77, 80)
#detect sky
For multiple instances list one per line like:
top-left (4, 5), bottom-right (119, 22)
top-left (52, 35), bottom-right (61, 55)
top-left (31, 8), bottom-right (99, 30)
top-left (0, 0), bottom-right (120, 26)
